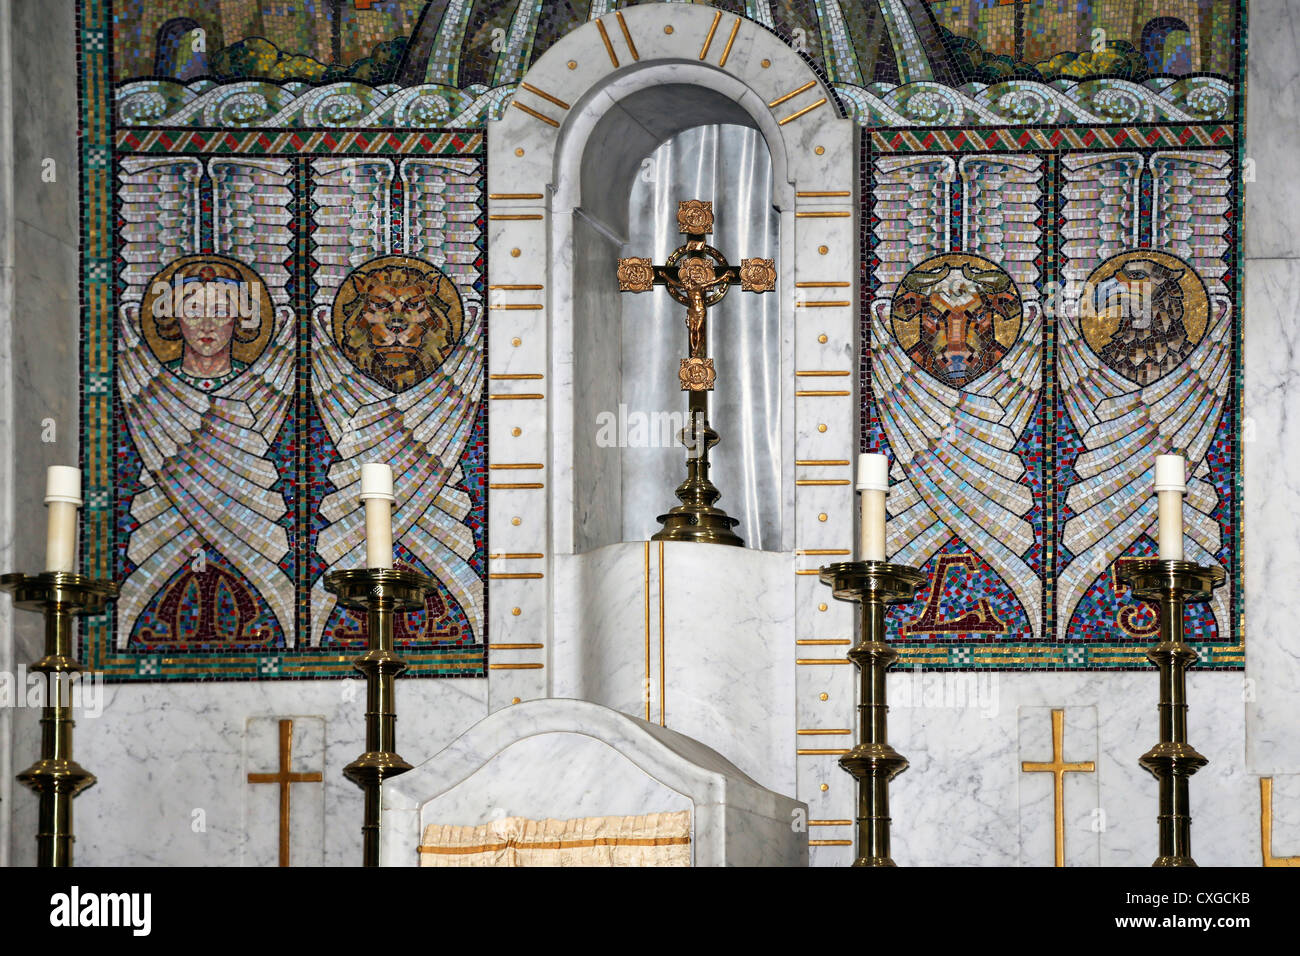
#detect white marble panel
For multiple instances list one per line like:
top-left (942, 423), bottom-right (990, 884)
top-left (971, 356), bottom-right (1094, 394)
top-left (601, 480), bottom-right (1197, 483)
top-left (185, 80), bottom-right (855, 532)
top-left (1244, 0), bottom-right (1300, 260)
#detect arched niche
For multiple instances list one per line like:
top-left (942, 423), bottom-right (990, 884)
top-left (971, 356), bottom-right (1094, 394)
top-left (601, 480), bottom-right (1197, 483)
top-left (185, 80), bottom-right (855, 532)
top-left (485, 4), bottom-right (860, 732)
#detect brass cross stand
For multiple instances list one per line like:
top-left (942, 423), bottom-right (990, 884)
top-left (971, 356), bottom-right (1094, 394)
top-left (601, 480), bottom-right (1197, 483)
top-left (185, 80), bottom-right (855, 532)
top-left (324, 567), bottom-right (433, 866)
top-left (0, 571), bottom-right (117, 867)
top-left (1116, 558), bottom-right (1225, 867)
top-left (819, 560), bottom-right (925, 866)
top-left (617, 199), bottom-right (775, 547)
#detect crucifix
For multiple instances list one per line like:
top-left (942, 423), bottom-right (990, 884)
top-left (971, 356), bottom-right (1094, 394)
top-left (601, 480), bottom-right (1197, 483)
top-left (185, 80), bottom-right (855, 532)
top-left (617, 199), bottom-right (775, 547)
top-left (247, 718), bottom-right (324, 867)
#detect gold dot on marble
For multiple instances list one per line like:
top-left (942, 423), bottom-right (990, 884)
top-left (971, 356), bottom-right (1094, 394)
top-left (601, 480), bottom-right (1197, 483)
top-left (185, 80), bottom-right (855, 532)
top-left (567, 60), bottom-right (577, 70)
top-left (818, 512), bottom-right (827, 522)
top-left (511, 336), bottom-right (522, 346)
top-left (512, 697), bottom-right (522, 704)
top-left (819, 692), bottom-right (829, 701)
top-left (511, 426), bottom-right (522, 437)
top-left (511, 607), bottom-right (522, 616)
top-left (664, 25), bottom-right (674, 34)
top-left (817, 333), bottom-right (828, 344)
top-left (761, 58), bottom-right (771, 68)
top-left (511, 516), bottom-right (521, 526)
top-left (818, 245), bottom-right (829, 255)
top-left (515, 147), bottom-right (525, 156)
top-left (817, 423), bottom-right (827, 433)
top-left (820, 783), bottom-right (829, 792)
top-left (818, 602), bottom-right (828, 612)
top-left (815, 145), bottom-right (825, 155)
top-left (510, 248), bottom-right (521, 257)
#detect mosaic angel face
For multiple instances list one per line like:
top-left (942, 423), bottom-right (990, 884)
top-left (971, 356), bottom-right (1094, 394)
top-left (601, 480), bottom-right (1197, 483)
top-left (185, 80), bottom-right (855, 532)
top-left (891, 254), bottom-right (1023, 388)
top-left (1080, 250), bottom-right (1208, 387)
top-left (334, 257), bottom-right (464, 393)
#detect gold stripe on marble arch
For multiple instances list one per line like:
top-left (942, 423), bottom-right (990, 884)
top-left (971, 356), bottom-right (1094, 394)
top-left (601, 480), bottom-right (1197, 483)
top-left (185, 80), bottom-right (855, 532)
top-left (797, 729), bottom-right (852, 735)
top-left (796, 389), bottom-right (850, 397)
top-left (489, 283), bottom-right (544, 289)
top-left (615, 10), bottom-right (639, 61)
top-left (795, 281), bottom-right (850, 288)
top-left (489, 374), bottom-right (544, 381)
top-left (796, 459), bottom-right (850, 466)
top-left (595, 17), bottom-right (619, 67)
top-left (488, 553), bottom-right (545, 559)
top-left (795, 211), bottom-right (850, 218)
top-left (659, 540), bottom-right (666, 728)
top-left (796, 370), bottom-right (850, 377)
top-left (718, 18), bottom-right (741, 66)
top-left (779, 98), bottom-right (826, 126)
top-left (796, 191), bottom-right (851, 198)
top-left (510, 100), bottom-right (559, 127)
top-left (796, 301), bottom-right (851, 308)
top-left (488, 461), bottom-right (544, 468)
top-left (490, 214), bottom-right (543, 220)
top-left (489, 304), bottom-right (543, 311)
top-left (797, 748), bottom-right (850, 755)
top-left (796, 659), bottom-right (850, 665)
top-left (809, 820), bottom-right (853, 826)
top-left (698, 9), bottom-right (722, 59)
top-left (795, 549), bottom-right (850, 555)
top-left (489, 572), bottom-right (543, 580)
top-left (796, 639), bottom-right (850, 646)
top-left (492, 643), bottom-right (544, 650)
top-left (519, 82), bottom-right (570, 110)
top-left (809, 840), bottom-right (853, 846)
top-left (489, 393), bottom-right (545, 399)
top-left (796, 479), bottom-right (849, 486)
top-left (488, 195), bottom-right (544, 201)
top-left (489, 662), bottom-right (545, 670)
top-left (489, 482), bottom-right (544, 489)
top-left (794, 569), bottom-right (821, 576)
top-left (643, 541), bottom-right (650, 721)
top-left (768, 80), bottom-right (816, 108)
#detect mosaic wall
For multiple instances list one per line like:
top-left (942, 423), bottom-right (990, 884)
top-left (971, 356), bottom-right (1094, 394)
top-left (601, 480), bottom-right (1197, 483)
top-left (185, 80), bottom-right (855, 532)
top-left (81, 1), bottom-right (1245, 677)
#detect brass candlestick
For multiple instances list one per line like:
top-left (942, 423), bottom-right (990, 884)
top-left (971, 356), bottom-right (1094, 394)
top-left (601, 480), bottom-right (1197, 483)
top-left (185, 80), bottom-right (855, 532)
top-left (0, 572), bottom-right (117, 867)
top-left (1116, 558), bottom-right (1225, 867)
top-left (819, 560), bottom-right (925, 866)
top-left (324, 567), bottom-right (433, 867)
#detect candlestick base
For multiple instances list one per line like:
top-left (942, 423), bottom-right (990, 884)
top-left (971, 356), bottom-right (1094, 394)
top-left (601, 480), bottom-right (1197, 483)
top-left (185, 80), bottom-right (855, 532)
top-left (1115, 558), bottom-right (1224, 869)
top-left (818, 560), bottom-right (926, 867)
top-left (324, 567), bottom-right (433, 866)
top-left (1, 571), bottom-right (117, 867)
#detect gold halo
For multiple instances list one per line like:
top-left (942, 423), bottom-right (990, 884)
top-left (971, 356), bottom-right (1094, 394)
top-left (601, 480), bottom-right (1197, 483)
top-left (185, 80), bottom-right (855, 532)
top-left (1079, 250), bottom-right (1209, 362)
top-left (139, 254), bottom-right (275, 369)
top-left (890, 252), bottom-right (1023, 358)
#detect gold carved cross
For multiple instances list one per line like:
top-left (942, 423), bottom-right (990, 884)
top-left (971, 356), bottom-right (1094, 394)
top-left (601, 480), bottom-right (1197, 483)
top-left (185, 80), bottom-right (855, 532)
top-left (617, 200), bottom-right (775, 391)
top-left (1021, 709), bottom-right (1095, 867)
top-left (247, 718), bottom-right (324, 867)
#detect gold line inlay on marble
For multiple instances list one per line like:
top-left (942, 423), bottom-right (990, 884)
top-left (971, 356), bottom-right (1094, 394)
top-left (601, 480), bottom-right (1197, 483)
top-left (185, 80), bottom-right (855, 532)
top-left (489, 572), bottom-right (543, 580)
top-left (491, 643), bottom-right (544, 650)
top-left (489, 374), bottom-right (544, 382)
top-left (796, 479), bottom-right (850, 486)
top-left (796, 459), bottom-right (850, 466)
top-left (796, 301), bottom-right (852, 308)
top-left (595, 17), bottom-right (619, 67)
top-left (488, 553), bottom-right (545, 560)
top-left (779, 98), bottom-right (827, 126)
top-left (796, 191), bottom-right (851, 198)
top-left (797, 639), bottom-right (851, 646)
top-left (489, 283), bottom-right (544, 290)
top-left (809, 840), bottom-right (852, 846)
top-left (795, 211), bottom-right (851, 219)
top-left (519, 82), bottom-right (570, 110)
top-left (489, 393), bottom-right (545, 400)
top-left (796, 281), bottom-right (850, 288)
top-left (699, 9), bottom-right (722, 59)
top-left (797, 729), bottom-right (852, 736)
top-left (1261, 777), bottom-right (1300, 866)
top-left (794, 549), bottom-right (850, 555)
top-left (809, 821), bottom-right (853, 826)
top-left (490, 214), bottom-right (543, 221)
top-left (488, 194), bottom-right (544, 201)
top-left (658, 540), bottom-right (666, 728)
top-left (796, 658), bottom-right (850, 665)
top-left (489, 462), bottom-right (544, 469)
top-left (489, 482), bottom-right (544, 490)
top-left (489, 663), bottom-right (544, 671)
top-left (768, 80), bottom-right (815, 107)
top-left (643, 541), bottom-right (650, 722)
top-left (615, 10), bottom-right (639, 60)
top-left (719, 17), bottom-right (741, 66)
top-left (797, 748), bottom-right (850, 755)
top-left (510, 100), bottom-right (559, 127)
top-left (797, 370), bottom-right (851, 377)
top-left (489, 304), bottom-right (544, 311)
top-left (796, 389), bottom-right (850, 397)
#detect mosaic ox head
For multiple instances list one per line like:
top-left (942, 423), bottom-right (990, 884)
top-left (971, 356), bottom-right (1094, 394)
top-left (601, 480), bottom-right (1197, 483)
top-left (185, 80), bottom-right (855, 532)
top-left (892, 254), bottom-right (1023, 389)
top-left (333, 257), bottom-right (465, 393)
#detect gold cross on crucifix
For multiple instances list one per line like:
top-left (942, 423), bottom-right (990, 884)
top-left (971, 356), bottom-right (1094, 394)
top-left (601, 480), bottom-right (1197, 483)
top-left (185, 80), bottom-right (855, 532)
top-left (247, 718), bottom-right (324, 867)
top-left (1021, 708), bottom-right (1095, 867)
top-left (617, 199), bottom-right (775, 392)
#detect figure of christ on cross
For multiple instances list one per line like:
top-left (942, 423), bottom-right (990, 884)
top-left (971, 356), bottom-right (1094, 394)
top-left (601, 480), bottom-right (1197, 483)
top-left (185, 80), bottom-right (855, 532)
top-left (617, 200), bottom-right (776, 546)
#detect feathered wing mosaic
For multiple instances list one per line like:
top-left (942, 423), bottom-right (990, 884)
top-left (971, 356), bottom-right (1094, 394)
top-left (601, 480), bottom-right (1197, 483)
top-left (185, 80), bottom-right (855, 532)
top-left (81, 1), bottom-right (1244, 676)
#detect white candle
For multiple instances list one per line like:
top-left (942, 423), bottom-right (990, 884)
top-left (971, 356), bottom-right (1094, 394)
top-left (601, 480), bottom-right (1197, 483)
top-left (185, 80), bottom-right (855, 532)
top-left (360, 463), bottom-right (395, 570)
top-left (857, 453), bottom-right (889, 563)
top-left (1154, 454), bottom-right (1186, 561)
top-left (44, 465), bottom-right (82, 573)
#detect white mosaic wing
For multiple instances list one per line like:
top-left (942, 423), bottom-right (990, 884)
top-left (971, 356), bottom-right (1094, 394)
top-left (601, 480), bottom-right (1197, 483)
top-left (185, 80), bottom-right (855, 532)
top-left (116, 305), bottom-right (295, 647)
top-left (402, 157), bottom-right (483, 292)
top-left (1150, 150), bottom-right (1232, 294)
top-left (310, 158), bottom-right (395, 308)
top-left (1060, 152), bottom-right (1143, 286)
top-left (871, 155), bottom-right (955, 298)
top-left (209, 158), bottom-right (294, 299)
top-left (309, 301), bottom-right (484, 647)
top-left (872, 299), bottom-right (1044, 640)
top-left (960, 155), bottom-right (1043, 292)
top-left (117, 157), bottom-right (202, 296)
